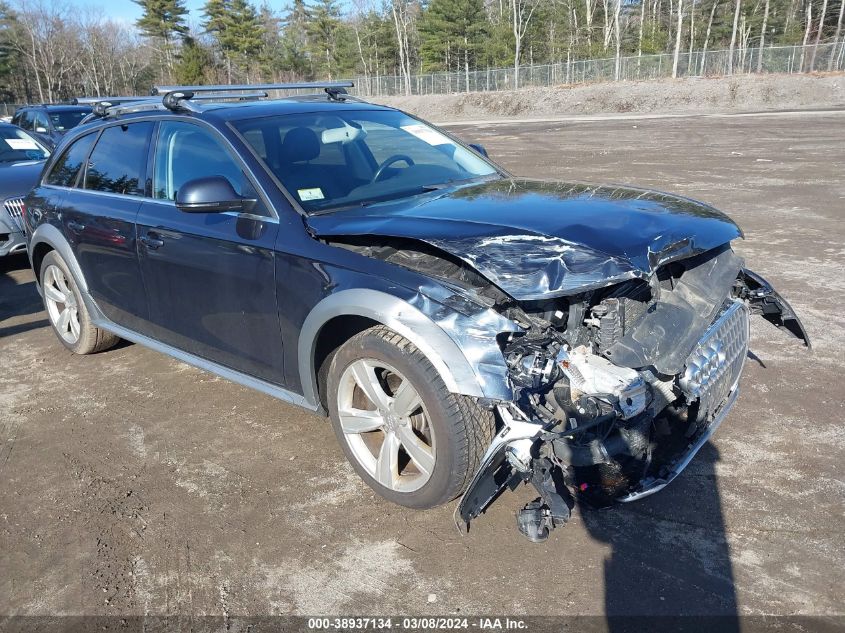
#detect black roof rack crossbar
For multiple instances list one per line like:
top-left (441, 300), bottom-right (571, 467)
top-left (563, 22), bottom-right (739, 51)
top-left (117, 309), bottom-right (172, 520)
top-left (151, 81), bottom-right (353, 96)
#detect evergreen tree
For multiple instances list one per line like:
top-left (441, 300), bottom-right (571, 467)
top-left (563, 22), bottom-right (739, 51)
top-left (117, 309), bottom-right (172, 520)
top-left (174, 36), bottom-right (213, 83)
top-left (0, 3), bottom-right (23, 100)
top-left (307, 0), bottom-right (343, 78)
top-left (133, 0), bottom-right (189, 72)
top-left (280, 0), bottom-right (312, 77)
top-left (203, 0), bottom-right (262, 81)
top-left (419, 0), bottom-right (487, 72)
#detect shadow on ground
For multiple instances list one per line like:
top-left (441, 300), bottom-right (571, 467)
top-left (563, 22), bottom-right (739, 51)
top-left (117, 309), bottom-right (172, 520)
top-left (0, 254), bottom-right (44, 335)
top-left (580, 444), bottom-right (739, 631)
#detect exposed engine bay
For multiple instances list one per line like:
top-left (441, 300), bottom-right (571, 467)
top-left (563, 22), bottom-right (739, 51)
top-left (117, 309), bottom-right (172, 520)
top-left (325, 233), bottom-right (810, 542)
top-left (453, 244), bottom-right (810, 542)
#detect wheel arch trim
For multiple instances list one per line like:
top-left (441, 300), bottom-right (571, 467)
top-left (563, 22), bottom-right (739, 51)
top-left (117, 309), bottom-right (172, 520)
top-left (298, 289), bottom-right (489, 409)
top-left (29, 224), bottom-right (87, 291)
top-left (28, 223), bottom-right (106, 321)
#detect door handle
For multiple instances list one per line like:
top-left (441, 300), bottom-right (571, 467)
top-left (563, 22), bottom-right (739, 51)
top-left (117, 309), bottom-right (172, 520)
top-left (67, 220), bottom-right (85, 233)
top-left (139, 232), bottom-right (165, 250)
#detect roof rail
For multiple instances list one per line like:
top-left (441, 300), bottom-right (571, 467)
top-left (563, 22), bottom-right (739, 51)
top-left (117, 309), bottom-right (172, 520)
top-left (150, 81), bottom-right (354, 96)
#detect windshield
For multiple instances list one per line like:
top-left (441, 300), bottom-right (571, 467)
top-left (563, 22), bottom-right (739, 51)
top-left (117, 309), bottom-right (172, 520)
top-left (233, 110), bottom-right (498, 213)
top-left (49, 109), bottom-right (91, 132)
top-left (0, 127), bottom-right (50, 162)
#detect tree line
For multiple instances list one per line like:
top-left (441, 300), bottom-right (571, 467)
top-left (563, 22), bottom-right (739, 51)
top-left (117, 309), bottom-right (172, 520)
top-left (1, 0), bottom-right (842, 102)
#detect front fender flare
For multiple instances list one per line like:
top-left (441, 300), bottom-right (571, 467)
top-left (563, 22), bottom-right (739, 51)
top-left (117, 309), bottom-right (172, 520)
top-left (298, 288), bottom-right (511, 409)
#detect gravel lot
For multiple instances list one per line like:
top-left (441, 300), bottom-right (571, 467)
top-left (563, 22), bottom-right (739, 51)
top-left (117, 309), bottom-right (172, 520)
top-left (1, 110), bottom-right (843, 621)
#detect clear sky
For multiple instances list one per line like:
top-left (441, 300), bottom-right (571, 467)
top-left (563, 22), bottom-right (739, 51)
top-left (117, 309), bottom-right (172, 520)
top-left (72, 0), bottom-right (224, 27)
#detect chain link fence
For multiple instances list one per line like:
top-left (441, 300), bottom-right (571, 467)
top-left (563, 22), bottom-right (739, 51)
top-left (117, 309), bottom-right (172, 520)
top-left (1, 42), bottom-right (842, 113)
top-left (350, 42), bottom-right (845, 97)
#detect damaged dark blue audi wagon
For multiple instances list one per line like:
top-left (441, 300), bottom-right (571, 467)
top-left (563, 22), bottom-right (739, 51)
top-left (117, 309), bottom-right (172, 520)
top-left (23, 82), bottom-right (810, 541)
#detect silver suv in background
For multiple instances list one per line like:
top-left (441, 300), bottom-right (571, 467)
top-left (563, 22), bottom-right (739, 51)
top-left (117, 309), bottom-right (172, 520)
top-left (0, 123), bottom-right (51, 257)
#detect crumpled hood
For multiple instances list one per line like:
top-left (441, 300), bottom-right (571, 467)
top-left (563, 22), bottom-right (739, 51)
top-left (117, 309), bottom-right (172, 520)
top-left (308, 179), bottom-right (743, 300)
top-left (0, 161), bottom-right (45, 199)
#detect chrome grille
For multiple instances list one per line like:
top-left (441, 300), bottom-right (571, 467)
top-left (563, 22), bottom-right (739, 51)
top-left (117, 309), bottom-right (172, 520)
top-left (3, 197), bottom-right (25, 231)
top-left (679, 300), bottom-right (750, 420)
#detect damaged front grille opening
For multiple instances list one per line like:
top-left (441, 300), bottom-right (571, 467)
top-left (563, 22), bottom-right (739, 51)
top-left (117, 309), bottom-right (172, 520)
top-left (459, 245), bottom-right (755, 542)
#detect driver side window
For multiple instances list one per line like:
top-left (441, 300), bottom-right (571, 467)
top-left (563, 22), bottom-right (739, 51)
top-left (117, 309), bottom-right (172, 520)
top-left (153, 121), bottom-right (248, 202)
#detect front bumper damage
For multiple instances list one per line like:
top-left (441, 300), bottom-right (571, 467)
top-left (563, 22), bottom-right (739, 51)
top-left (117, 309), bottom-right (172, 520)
top-left (455, 267), bottom-right (809, 542)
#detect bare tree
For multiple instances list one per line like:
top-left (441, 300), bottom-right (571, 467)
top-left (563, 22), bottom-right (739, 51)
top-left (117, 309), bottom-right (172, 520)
top-left (12, 0), bottom-right (81, 102)
top-left (727, 0), bottom-right (741, 73)
top-left (391, 0), bottom-right (415, 95)
top-left (829, 0), bottom-right (845, 70)
top-left (699, 0), bottom-right (720, 74)
top-left (798, 1), bottom-right (812, 70)
top-left (809, 0), bottom-right (829, 70)
top-left (613, 0), bottom-right (622, 79)
top-left (756, 0), bottom-right (770, 71)
top-left (672, 0), bottom-right (684, 77)
top-left (511, 0), bottom-right (542, 88)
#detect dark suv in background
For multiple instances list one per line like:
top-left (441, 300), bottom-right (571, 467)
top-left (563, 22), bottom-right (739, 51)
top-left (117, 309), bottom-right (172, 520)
top-left (23, 82), bottom-right (809, 541)
top-left (12, 103), bottom-right (93, 148)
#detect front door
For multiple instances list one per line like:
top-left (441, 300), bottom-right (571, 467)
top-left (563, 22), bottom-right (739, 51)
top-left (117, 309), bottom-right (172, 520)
top-left (135, 120), bottom-right (284, 385)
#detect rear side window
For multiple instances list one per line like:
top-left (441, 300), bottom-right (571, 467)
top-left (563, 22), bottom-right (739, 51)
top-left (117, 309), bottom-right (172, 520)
top-left (45, 132), bottom-right (97, 187)
top-left (85, 122), bottom-right (153, 196)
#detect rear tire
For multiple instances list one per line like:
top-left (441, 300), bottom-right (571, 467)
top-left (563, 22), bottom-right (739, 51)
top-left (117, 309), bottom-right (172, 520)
top-left (40, 250), bottom-right (119, 355)
top-left (326, 325), bottom-right (494, 509)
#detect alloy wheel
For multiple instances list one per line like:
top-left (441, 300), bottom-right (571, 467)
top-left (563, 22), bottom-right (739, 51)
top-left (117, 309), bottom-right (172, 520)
top-left (336, 359), bottom-right (436, 493)
top-left (43, 264), bottom-right (81, 345)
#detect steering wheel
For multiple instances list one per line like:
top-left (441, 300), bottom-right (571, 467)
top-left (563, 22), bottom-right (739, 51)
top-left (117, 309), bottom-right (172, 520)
top-left (372, 154), bottom-right (415, 183)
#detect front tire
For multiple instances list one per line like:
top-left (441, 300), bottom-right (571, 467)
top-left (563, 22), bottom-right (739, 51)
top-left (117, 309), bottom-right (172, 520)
top-left (40, 251), bottom-right (119, 354)
top-left (326, 326), bottom-right (494, 509)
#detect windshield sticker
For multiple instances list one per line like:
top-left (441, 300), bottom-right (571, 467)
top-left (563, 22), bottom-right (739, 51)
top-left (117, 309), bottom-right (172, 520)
top-left (5, 138), bottom-right (39, 150)
top-left (298, 187), bottom-right (325, 201)
top-left (401, 124), bottom-right (451, 147)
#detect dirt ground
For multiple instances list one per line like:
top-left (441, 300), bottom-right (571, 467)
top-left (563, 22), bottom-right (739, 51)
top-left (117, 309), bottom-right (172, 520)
top-left (375, 72), bottom-right (844, 121)
top-left (1, 109), bottom-right (843, 622)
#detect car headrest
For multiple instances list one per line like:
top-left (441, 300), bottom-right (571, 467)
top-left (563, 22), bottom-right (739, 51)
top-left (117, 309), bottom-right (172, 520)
top-left (281, 127), bottom-right (320, 163)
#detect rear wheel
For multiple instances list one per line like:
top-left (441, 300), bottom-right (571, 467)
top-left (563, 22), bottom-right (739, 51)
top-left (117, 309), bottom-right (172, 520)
top-left (327, 326), bottom-right (494, 509)
top-left (40, 251), bottom-right (119, 354)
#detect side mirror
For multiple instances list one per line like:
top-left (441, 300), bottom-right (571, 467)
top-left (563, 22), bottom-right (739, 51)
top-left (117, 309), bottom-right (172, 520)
top-left (175, 176), bottom-right (254, 213)
top-left (469, 143), bottom-right (488, 157)
top-left (35, 126), bottom-right (48, 133)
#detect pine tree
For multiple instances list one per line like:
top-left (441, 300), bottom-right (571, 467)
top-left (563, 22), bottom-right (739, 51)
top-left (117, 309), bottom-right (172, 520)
top-left (174, 36), bottom-right (213, 84)
top-left (280, 0), bottom-right (313, 78)
top-left (419, 0), bottom-right (487, 75)
top-left (307, 0), bottom-right (343, 79)
top-left (203, 0), bottom-right (262, 81)
top-left (133, 0), bottom-right (189, 72)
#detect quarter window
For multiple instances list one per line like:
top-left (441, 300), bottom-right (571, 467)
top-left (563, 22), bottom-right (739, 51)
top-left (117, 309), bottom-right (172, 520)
top-left (153, 121), bottom-right (247, 201)
top-left (84, 122), bottom-right (153, 196)
top-left (45, 132), bottom-right (97, 187)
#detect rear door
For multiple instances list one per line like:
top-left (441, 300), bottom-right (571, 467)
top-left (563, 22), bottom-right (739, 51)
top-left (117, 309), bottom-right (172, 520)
top-left (61, 121), bottom-right (153, 331)
top-left (135, 119), bottom-right (284, 384)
